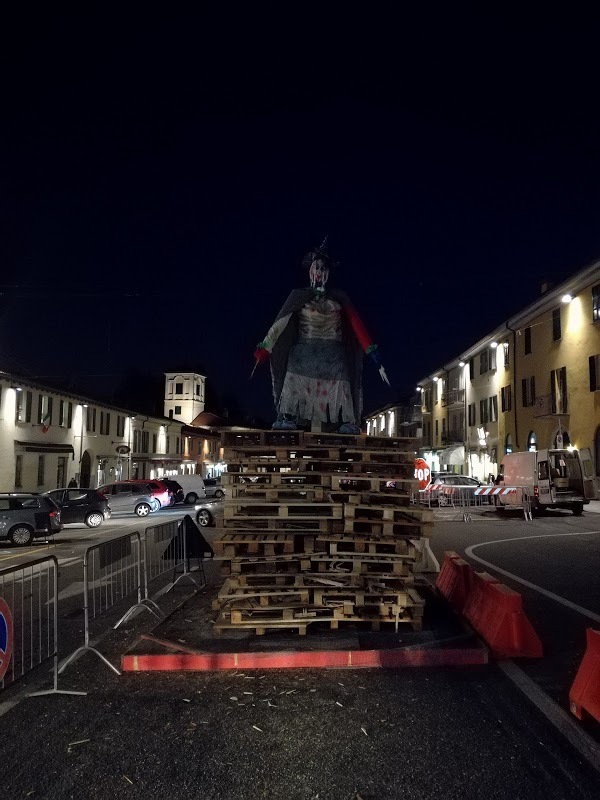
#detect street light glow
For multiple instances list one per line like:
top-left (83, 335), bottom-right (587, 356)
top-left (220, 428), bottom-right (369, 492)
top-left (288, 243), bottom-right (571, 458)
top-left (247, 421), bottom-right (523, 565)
top-left (562, 293), bottom-right (573, 303)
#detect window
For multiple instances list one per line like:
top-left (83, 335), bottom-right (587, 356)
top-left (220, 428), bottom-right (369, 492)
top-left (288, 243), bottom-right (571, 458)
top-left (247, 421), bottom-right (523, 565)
top-left (442, 418), bottom-right (446, 439)
top-left (105, 413), bottom-right (110, 436)
top-left (468, 403), bottom-right (476, 426)
top-left (196, 384), bottom-right (201, 396)
top-left (488, 395), bottom-right (498, 422)
top-left (176, 437), bottom-right (180, 454)
top-left (521, 376), bottom-right (536, 407)
top-left (175, 382), bottom-right (183, 394)
top-left (166, 435), bottom-right (170, 452)
top-left (15, 391), bottom-right (24, 423)
top-left (87, 406), bottom-right (97, 432)
top-left (435, 419), bottom-right (439, 440)
top-left (15, 455), bottom-right (22, 488)
top-left (480, 350), bottom-right (489, 375)
top-left (25, 391), bottom-right (32, 423)
top-left (100, 411), bottom-right (105, 434)
top-left (524, 326), bottom-right (532, 355)
top-left (479, 399), bottom-right (489, 424)
top-left (501, 385), bottom-right (512, 412)
top-left (490, 347), bottom-right (497, 370)
top-left (503, 341), bottom-right (509, 368)
top-left (57, 456), bottom-right (68, 487)
top-left (469, 358), bottom-right (474, 381)
top-left (551, 367), bottom-right (568, 414)
top-left (38, 395), bottom-right (53, 426)
top-left (504, 434), bottom-right (513, 454)
top-left (116, 415), bottom-right (125, 437)
top-left (593, 284), bottom-right (600, 322)
top-left (67, 402), bottom-right (73, 428)
top-left (141, 431), bottom-right (150, 453)
top-left (37, 455), bottom-right (45, 486)
top-left (552, 308), bottom-right (561, 341)
top-left (527, 431), bottom-right (537, 452)
top-left (153, 434), bottom-right (157, 453)
top-left (59, 400), bottom-right (69, 427)
top-left (175, 405), bottom-right (182, 415)
top-left (590, 355), bottom-right (600, 391)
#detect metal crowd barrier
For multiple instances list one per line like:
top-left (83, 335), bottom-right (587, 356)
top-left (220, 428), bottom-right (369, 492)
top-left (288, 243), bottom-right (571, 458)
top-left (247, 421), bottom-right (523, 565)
top-left (60, 517), bottom-right (207, 677)
top-left (0, 556), bottom-right (84, 697)
top-left (59, 532), bottom-right (149, 676)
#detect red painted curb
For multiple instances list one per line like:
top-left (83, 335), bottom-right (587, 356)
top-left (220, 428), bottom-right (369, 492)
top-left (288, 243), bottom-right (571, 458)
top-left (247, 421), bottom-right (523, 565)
top-left (122, 646), bottom-right (488, 672)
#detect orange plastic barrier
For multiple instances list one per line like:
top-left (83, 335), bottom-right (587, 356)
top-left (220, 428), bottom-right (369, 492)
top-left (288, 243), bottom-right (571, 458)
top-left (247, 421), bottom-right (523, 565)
top-left (569, 628), bottom-right (600, 721)
top-left (435, 551), bottom-right (474, 613)
top-left (463, 572), bottom-right (543, 659)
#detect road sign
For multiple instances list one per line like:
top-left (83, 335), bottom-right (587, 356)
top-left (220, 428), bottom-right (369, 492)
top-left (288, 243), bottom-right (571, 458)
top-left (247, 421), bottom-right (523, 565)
top-left (0, 597), bottom-right (13, 681)
top-left (414, 458), bottom-right (431, 490)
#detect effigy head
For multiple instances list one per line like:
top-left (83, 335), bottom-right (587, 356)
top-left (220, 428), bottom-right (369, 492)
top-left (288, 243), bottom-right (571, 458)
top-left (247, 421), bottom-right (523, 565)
top-left (302, 236), bottom-right (335, 290)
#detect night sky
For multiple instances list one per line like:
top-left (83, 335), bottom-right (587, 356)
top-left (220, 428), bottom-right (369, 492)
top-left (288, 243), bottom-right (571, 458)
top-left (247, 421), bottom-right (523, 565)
top-left (2, 9), bottom-right (600, 421)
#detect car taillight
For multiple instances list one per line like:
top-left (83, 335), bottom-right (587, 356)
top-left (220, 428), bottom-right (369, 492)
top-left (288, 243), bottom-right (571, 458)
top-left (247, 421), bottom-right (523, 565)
top-left (534, 485), bottom-right (539, 497)
top-left (49, 510), bottom-right (59, 519)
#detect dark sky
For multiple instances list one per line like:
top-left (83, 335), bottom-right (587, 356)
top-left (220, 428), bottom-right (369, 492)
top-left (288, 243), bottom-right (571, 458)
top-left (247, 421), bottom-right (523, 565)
top-left (1, 8), bottom-right (600, 420)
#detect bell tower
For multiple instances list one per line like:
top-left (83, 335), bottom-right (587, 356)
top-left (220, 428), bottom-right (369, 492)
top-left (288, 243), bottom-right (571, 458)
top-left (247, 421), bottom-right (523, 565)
top-left (164, 372), bottom-right (206, 423)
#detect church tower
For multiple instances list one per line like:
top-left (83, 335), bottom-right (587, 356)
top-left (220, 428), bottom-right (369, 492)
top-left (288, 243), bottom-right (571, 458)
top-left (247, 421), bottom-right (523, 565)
top-left (164, 372), bottom-right (206, 423)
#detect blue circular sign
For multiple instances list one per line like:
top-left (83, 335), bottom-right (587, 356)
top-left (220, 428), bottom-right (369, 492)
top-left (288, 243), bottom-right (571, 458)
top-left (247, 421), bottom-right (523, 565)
top-left (0, 597), bottom-right (13, 681)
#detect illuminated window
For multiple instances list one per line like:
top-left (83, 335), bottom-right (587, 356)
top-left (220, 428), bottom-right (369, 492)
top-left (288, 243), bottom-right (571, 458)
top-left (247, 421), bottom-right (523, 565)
top-left (550, 366), bottom-right (567, 414)
top-left (505, 434), bottom-right (512, 454)
top-left (592, 284), bottom-right (600, 322)
top-left (501, 385), bottom-right (512, 412)
top-left (527, 431), bottom-right (537, 452)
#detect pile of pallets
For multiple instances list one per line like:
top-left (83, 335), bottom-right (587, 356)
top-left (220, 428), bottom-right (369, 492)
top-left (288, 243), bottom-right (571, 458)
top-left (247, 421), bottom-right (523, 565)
top-left (213, 430), bottom-right (431, 635)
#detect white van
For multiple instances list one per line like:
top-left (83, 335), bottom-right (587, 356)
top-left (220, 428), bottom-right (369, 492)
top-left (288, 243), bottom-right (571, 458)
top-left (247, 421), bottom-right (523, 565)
top-left (497, 448), bottom-right (597, 515)
top-left (175, 475), bottom-right (207, 504)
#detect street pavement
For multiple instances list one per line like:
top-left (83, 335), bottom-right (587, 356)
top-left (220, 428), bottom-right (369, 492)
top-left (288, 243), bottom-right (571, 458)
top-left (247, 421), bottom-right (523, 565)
top-left (1, 504), bottom-right (600, 798)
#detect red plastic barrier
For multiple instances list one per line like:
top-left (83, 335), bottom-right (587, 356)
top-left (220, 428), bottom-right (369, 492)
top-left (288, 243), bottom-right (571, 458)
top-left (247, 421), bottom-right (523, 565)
top-left (463, 572), bottom-right (543, 659)
top-left (435, 551), bottom-right (474, 613)
top-left (569, 628), bottom-right (600, 721)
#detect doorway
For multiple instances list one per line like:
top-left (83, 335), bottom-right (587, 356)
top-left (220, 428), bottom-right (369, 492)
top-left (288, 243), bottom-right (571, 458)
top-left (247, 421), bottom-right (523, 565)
top-left (80, 450), bottom-right (92, 488)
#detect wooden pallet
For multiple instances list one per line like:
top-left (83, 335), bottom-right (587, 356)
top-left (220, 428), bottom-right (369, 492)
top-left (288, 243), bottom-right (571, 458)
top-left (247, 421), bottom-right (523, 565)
top-left (223, 517), bottom-right (344, 533)
top-left (343, 519), bottom-right (426, 537)
top-left (224, 502), bottom-right (343, 519)
top-left (223, 572), bottom-right (413, 590)
top-left (303, 432), bottom-right (417, 451)
top-left (213, 533), bottom-right (297, 557)
top-left (221, 471), bottom-right (329, 488)
top-left (223, 446), bottom-right (344, 462)
top-left (344, 504), bottom-right (433, 524)
top-left (329, 474), bottom-right (417, 491)
top-left (220, 558), bottom-right (305, 577)
top-left (221, 430), bottom-right (303, 448)
top-left (315, 533), bottom-right (417, 557)
top-left (230, 485), bottom-right (327, 502)
top-left (309, 554), bottom-right (412, 575)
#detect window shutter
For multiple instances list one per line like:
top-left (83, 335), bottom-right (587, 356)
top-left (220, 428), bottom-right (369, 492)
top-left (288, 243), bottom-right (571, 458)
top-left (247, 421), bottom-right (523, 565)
top-left (530, 376), bottom-right (536, 405)
top-left (521, 378), bottom-right (527, 407)
top-left (590, 356), bottom-right (597, 391)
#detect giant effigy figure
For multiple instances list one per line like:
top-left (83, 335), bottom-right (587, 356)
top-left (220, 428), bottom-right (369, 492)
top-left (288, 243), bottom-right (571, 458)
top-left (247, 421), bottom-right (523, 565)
top-left (253, 238), bottom-right (389, 433)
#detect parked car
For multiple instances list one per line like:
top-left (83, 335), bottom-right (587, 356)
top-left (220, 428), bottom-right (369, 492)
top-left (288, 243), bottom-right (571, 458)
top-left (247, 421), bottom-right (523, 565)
top-left (428, 474), bottom-right (482, 507)
top-left (97, 482), bottom-right (158, 517)
top-left (203, 478), bottom-right (225, 499)
top-left (44, 488), bottom-right (111, 528)
top-left (157, 478), bottom-right (185, 505)
top-left (122, 479), bottom-right (170, 509)
top-left (175, 475), bottom-right (207, 504)
top-left (194, 498), bottom-right (222, 527)
top-left (0, 493), bottom-right (62, 546)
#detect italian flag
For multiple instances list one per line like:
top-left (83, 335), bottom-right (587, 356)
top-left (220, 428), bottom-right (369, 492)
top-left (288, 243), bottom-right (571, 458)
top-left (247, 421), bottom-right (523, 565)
top-left (41, 409), bottom-right (51, 433)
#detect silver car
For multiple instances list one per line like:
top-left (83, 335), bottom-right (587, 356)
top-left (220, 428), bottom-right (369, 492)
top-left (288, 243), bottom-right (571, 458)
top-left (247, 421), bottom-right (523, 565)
top-left (97, 482), bottom-right (158, 517)
top-left (0, 493), bottom-right (63, 546)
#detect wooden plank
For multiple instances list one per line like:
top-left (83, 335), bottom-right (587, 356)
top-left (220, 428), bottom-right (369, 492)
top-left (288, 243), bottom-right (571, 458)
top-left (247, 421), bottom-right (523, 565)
top-left (224, 502), bottom-right (343, 519)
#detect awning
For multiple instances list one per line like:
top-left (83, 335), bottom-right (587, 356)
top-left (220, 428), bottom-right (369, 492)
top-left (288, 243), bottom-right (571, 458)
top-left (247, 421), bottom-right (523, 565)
top-left (439, 445), bottom-right (465, 466)
top-left (15, 441), bottom-right (75, 455)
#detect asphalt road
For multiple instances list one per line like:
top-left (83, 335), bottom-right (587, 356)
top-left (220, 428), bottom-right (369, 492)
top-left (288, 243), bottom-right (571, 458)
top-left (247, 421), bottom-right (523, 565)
top-left (1, 504), bottom-right (600, 798)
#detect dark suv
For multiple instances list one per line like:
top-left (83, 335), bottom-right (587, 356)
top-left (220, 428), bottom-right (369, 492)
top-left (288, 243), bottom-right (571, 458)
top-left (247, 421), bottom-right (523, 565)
top-left (0, 493), bottom-right (62, 546)
top-left (44, 488), bottom-right (111, 528)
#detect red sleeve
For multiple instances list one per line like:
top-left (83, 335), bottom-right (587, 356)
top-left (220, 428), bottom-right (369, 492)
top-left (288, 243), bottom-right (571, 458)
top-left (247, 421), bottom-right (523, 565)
top-left (342, 301), bottom-right (374, 352)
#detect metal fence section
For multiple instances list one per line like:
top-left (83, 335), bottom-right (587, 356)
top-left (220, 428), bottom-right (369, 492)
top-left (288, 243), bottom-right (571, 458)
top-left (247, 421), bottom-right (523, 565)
top-left (59, 532), bottom-right (153, 677)
top-left (144, 516), bottom-right (207, 599)
top-left (0, 556), bottom-right (84, 697)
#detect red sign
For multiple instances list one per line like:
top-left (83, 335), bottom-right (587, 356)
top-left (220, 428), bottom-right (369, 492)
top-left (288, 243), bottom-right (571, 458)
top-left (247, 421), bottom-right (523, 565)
top-left (0, 597), bottom-right (13, 682)
top-left (414, 458), bottom-right (431, 490)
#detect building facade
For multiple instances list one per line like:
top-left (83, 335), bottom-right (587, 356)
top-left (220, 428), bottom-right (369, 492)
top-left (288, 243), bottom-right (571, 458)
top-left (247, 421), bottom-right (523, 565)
top-left (414, 260), bottom-right (600, 480)
top-left (364, 261), bottom-right (600, 481)
top-left (163, 372), bottom-right (206, 424)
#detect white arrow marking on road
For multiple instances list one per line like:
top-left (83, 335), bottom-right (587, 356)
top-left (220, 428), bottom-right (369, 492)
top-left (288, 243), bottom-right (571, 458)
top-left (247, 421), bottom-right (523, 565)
top-left (465, 530), bottom-right (600, 624)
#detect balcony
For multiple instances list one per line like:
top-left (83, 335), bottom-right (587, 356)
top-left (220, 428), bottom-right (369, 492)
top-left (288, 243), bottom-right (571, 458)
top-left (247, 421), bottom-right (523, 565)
top-left (441, 388), bottom-right (465, 407)
top-left (441, 429), bottom-right (464, 445)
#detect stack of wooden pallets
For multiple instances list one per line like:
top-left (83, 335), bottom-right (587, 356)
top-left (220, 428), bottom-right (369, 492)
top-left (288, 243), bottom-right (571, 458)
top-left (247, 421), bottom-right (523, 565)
top-left (212, 430), bottom-right (432, 636)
